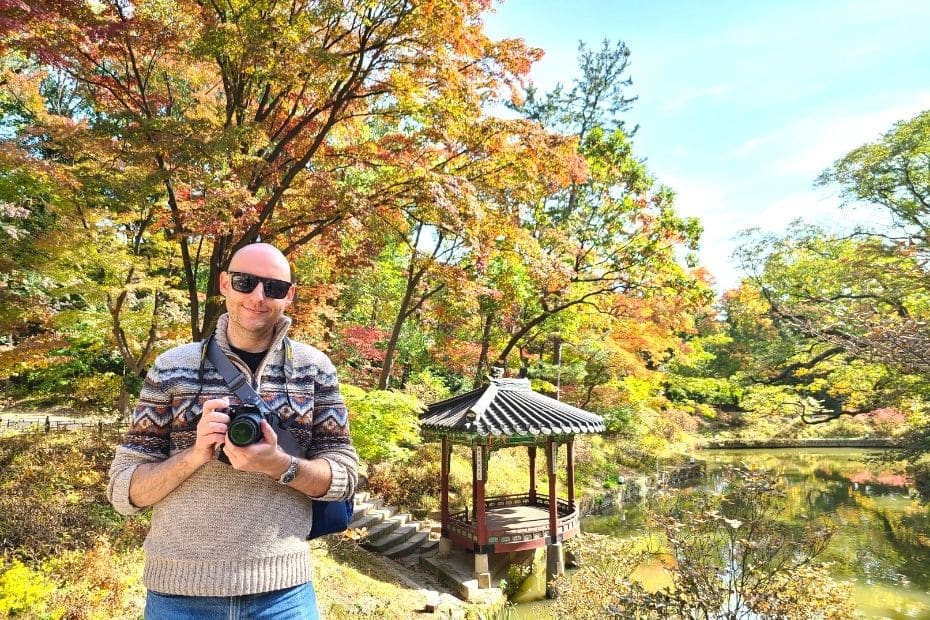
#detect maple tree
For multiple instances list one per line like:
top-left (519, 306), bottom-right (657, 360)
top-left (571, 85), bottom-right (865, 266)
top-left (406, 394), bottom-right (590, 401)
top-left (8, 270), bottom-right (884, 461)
top-left (3, 0), bottom-right (548, 341)
top-left (485, 41), bottom-right (710, 377)
top-left (707, 226), bottom-right (929, 423)
top-left (373, 115), bottom-right (581, 388)
top-left (0, 51), bottom-right (193, 412)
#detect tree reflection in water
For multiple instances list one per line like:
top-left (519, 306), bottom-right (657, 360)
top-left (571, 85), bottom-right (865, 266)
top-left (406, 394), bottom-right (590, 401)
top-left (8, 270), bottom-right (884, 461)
top-left (581, 449), bottom-right (930, 619)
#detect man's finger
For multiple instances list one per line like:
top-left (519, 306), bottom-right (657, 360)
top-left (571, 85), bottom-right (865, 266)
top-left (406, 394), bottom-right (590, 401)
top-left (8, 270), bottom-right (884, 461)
top-left (202, 397), bottom-right (230, 415)
top-left (202, 422), bottom-right (228, 435)
top-left (260, 419), bottom-right (278, 445)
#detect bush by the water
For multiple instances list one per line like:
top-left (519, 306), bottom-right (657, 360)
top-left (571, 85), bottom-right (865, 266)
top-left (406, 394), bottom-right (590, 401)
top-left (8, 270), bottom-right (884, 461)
top-left (552, 465), bottom-right (854, 619)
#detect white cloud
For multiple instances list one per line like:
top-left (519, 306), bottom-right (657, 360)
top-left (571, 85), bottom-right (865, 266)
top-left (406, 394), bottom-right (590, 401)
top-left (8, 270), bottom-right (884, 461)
top-left (672, 184), bottom-right (897, 293)
top-left (664, 176), bottom-right (747, 291)
top-left (748, 191), bottom-right (841, 231)
top-left (733, 137), bottom-right (765, 158)
top-left (667, 176), bottom-right (730, 219)
top-left (772, 94), bottom-right (930, 177)
top-left (662, 84), bottom-right (731, 112)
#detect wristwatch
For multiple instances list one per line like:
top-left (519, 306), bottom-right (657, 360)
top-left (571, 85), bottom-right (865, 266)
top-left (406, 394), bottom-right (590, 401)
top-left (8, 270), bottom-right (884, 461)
top-left (278, 456), bottom-right (299, 485)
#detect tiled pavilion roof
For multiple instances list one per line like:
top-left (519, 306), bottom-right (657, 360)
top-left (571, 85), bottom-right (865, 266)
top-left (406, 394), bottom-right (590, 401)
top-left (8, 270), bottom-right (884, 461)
top-left (420, 377), bottom-right (606, 440)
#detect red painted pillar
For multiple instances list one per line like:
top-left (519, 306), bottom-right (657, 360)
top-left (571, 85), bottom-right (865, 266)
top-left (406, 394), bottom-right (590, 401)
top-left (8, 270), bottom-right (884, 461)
top-left (547, 438), bottom-right (558, 542)
top-left (440, 437), bottom-right (450, 536)
top-left (474, 445), bottom-right (488, 548)
top-left (528, 445), bottom-right (537, 505)
top-left (567, 437), bottom-right (575, 510)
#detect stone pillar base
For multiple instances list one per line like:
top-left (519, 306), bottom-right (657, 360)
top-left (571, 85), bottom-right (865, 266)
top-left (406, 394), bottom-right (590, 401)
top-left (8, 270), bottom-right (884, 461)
top-left (546, 542), bottom-right (564, 598)
top-left (475, 552), bottom-right (491, 589)
top-left (438, 537), bottom-right (452, 556)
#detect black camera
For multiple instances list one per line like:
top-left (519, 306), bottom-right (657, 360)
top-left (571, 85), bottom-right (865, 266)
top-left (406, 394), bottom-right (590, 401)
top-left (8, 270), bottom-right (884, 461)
top-left (217, 402), bottom-right (300, 465)
top-left (227, 403), bottom-right (269, 447)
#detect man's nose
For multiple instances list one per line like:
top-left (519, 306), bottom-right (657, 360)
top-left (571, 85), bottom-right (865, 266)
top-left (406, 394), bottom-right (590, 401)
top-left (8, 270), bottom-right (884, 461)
top-left (247, 282), bottom-right (267, 299)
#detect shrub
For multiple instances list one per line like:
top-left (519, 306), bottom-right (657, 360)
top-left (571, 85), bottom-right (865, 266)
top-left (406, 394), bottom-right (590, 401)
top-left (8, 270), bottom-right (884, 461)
top-left (341, 385), bottom-right (423, 466)
top-left (499, 561), bottom-right (534, 601)
top-left (552, 466), bottom-right (854, 619)
top-left (72, 372), bottom-right (123, 412)
top-left (0, 560), bottom-right (59, 619)
top-left (41, 540), bottom-right (146, 619)
top-left (402, 369), bottom-right (451, 404)
top-left (0, 428), bottom-right (147, 561)
top-left (367, 445), bottom-right (441, 515)
top-left (866, 407), bottom-right (908, 437)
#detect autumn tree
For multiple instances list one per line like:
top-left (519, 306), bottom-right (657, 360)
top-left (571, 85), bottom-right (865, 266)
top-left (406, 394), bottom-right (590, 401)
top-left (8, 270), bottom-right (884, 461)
top-left (811, 110), bottom-right (930, 376)
top-left (718, 110), bottom-right (930, 424)
top-left (484, 41), bottom-right (709, 378)
top-left (4, 0), bottom-right (548, 342)
top-left (370, 115), bottom-right (580, 389)
top-left (0, 53), bottom-right (196, 413)
top-left (724, 224), bottom-right (930, 423)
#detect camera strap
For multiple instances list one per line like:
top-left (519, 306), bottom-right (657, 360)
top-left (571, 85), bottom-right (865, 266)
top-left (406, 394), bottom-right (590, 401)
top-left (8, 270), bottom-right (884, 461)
top-left (206, 335), bottom-right (304, 460)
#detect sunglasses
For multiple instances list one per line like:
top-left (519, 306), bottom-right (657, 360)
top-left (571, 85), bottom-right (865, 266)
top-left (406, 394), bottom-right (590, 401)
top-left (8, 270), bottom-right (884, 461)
top-left (227, 271), bottom-right (293, 299)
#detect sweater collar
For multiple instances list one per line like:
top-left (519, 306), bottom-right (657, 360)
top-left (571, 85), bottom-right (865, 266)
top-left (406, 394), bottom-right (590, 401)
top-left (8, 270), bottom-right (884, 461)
top-left (214, 312), bottom-right (292, 360)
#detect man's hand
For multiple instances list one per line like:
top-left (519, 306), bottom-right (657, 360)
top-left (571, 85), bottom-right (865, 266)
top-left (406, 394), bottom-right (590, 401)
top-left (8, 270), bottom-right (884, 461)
top-left (192, 397), bottom-right (230, 465)
top-left (223, 419), bottom-right (291, 480)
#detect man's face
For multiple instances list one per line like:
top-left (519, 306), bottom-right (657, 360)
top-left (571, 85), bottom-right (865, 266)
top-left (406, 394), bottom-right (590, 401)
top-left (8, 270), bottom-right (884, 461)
top-left (219, 245), bottom-right (294, 343)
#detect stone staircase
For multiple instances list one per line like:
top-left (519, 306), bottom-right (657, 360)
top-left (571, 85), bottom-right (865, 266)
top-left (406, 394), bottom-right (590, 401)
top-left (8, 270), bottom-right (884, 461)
top-left (349, 491), bottom-right (441, 566)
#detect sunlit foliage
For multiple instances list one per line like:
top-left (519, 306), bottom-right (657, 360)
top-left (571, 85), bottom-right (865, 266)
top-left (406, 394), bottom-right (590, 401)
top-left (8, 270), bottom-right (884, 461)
top-left (552, 466), bottom-right (854, 619)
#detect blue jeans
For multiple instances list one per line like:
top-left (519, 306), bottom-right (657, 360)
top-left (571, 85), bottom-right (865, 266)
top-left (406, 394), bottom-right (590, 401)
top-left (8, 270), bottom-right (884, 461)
top-left (144, 582), bottom-right (320, 620)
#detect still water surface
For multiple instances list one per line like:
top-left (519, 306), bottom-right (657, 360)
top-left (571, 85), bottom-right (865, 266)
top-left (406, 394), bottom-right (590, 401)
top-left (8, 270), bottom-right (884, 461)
top-left (515, 449), bottom-right (930, 619)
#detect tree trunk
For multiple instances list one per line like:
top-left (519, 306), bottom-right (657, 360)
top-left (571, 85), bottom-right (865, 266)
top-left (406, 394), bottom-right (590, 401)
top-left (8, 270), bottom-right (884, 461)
top-left (199, 236), bottom-right (236, 340)
top-left (474, 309), bottom-right (494, 385)
top-left (493, 310), bottom-right (552, 369)
top-left (118, 378), bottom-right (131, 418)
top-left (378, 262), bottom-right (420, 390)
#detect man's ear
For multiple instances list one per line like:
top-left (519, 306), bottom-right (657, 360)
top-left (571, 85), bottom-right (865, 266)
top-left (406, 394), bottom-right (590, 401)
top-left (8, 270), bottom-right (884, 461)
top-left (218, 271), bottom-right (230, 296)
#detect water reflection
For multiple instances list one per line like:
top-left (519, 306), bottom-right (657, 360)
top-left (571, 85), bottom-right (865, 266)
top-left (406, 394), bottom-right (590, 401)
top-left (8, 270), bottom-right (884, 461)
top-left (527, 449), bottom-right (930, 619)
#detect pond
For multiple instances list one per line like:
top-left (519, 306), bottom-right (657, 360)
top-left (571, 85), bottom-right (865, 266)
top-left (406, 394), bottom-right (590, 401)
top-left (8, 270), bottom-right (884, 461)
top-left (515, 448), bottom-right (930, 619)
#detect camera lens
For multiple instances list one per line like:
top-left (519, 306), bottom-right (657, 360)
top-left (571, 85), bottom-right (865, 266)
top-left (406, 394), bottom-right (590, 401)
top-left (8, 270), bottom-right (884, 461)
top-left (228, 416), bottom-right (261, 446)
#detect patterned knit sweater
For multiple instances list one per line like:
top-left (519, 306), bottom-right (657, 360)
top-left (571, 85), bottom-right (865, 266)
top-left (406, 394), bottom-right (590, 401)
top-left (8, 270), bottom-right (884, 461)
top-left (107, 313), bottom-right (358, 597)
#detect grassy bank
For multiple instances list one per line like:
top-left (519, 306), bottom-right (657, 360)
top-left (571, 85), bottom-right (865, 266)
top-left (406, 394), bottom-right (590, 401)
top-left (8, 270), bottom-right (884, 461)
top-left (0, 428), bottom-right (491, 619)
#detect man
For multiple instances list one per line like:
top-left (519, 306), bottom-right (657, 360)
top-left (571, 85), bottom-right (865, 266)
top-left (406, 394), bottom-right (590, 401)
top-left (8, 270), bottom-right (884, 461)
top-left (107, 243), bottom-right (358, 619)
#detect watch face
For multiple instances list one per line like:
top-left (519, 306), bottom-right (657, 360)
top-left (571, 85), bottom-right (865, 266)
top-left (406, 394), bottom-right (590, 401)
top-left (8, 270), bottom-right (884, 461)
top-left (280, 458), bottom-right (298, 484)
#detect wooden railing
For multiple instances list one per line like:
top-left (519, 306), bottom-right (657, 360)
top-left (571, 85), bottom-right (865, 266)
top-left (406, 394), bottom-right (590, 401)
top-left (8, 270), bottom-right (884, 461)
top-left (1, 416), bottom-right (126, 434)
top-left (447, 493), bottom-right (580, 552)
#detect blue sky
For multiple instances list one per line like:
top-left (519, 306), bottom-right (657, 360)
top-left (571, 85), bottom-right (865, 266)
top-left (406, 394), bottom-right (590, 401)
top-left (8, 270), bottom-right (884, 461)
top-left (483, 0), bottom-right (930, 292)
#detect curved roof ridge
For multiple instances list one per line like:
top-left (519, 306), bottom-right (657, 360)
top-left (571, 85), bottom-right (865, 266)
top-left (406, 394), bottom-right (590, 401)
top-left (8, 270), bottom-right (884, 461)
top-left (421, 379), bottom-right (606, 438)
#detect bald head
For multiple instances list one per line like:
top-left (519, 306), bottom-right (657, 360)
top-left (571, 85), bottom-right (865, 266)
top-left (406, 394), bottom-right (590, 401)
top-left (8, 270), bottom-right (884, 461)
top-left (228, 243), bottom-right (292, 282)
top-left (221, 243), bottom-right (295, 349)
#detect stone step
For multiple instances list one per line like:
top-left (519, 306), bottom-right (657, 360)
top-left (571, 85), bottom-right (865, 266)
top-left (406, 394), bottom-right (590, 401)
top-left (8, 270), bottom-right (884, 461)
top-left (364, 521), bottom-right (422, 553)
top-left (383, 530), bottom-right (439, 560)
top-left (348, 511), bottom-right (385, 532)
top-left (348, 492), bottom-right (443, 569)
top-left (350, 497), bottom-right (383, 520)
top-left (353, 504), bottom-right (398, 525)
top-left (364, 514), bottom-right (408, 542)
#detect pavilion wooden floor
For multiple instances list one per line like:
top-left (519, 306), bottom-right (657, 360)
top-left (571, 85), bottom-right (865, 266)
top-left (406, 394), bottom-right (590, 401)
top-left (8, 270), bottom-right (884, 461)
top-left (469, 505), bottom-right (556, 531)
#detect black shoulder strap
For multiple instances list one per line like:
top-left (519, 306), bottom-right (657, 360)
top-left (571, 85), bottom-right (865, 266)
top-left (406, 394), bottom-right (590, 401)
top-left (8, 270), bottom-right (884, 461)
top-left (205, 335), bottom-right (303, 458)
top-left (207, 336), bottom-right (258, 406)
